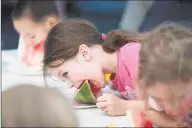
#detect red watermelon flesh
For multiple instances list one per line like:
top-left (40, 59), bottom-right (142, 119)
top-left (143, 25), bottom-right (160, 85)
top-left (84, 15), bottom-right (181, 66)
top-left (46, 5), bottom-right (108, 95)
top-left (74, 80), bottom-right (101, 104)
top-left (132, 111), bottom-right (153, 127)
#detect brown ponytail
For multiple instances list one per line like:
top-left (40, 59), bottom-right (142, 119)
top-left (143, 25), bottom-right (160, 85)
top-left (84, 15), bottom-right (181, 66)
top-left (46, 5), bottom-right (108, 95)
top-left (102, 29), bottom-right (144, 53)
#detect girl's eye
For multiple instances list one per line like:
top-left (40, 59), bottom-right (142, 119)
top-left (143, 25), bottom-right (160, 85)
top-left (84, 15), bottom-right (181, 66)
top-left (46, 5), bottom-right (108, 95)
top-left (31, 35), bottom-right (35, 39)
top-left (62, 72), bottom-right (68, 78)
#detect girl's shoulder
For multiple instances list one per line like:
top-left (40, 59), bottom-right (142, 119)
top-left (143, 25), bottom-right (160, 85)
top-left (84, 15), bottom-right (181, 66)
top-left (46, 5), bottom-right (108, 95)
top-left (119, 42), bottom-right (141, 54)
top-left (118, 42), bottom-right (141, 73)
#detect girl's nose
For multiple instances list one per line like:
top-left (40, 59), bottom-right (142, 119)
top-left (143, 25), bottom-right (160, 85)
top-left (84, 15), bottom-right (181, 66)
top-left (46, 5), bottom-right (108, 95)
top-left (65, 80), bottom-right (74, 88)
top-left (165, 103), bottom-right (179, 117)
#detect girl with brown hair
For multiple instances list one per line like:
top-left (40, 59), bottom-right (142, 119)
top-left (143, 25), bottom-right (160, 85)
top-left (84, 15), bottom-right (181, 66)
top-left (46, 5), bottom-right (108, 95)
top-left (43, 19), bottom-right (144, 116)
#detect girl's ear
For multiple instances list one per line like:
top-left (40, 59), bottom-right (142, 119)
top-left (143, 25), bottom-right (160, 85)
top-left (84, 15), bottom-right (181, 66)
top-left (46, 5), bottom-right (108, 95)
top-left (76, 44), bottom-right (92, 62)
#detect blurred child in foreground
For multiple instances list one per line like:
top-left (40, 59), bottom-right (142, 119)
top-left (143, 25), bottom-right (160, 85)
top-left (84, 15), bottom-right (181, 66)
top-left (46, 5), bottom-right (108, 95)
top-left (2, 84), bottom-right (78, 127)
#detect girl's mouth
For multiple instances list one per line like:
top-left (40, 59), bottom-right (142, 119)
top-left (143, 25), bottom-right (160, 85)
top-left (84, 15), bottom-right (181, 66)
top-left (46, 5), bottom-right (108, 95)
top-left (77, 80), bottom-right (95, 89)
top-left (77, 80), bottom-right (85, 89)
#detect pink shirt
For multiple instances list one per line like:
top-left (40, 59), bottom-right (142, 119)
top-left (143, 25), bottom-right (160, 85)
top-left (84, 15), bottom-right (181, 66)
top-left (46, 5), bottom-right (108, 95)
top-left (110, 42), bottom-right (141, 100)
top-left (18, 36), bottom-right (44, 67)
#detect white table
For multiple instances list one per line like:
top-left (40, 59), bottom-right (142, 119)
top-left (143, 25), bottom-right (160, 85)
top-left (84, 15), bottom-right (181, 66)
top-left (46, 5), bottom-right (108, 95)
top-left (2, 50), bottom-right (131, 127)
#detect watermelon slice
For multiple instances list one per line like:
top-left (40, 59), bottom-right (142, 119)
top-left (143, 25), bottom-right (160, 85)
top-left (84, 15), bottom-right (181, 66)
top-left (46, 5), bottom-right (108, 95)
top-left (74, 80), bottom-right (101, 104)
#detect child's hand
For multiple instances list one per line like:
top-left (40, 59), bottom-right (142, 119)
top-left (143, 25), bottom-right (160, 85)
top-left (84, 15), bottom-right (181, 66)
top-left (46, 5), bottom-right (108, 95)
top-left (96, 93), bottom-right (127, 116)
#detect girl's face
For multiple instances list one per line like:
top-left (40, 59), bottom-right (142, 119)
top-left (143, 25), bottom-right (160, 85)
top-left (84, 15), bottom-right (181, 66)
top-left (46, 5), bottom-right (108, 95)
top-left (47, 45), bottom-right (106, 89)
top-left (147, 81), bottom-right (192, 117)
top-left (13, 16), bottom-right (57, 45)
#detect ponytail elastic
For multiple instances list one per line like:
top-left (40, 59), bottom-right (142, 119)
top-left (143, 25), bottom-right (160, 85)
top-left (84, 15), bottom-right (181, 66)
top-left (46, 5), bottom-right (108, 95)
top-left (100, 33), bottom-right (106, 40)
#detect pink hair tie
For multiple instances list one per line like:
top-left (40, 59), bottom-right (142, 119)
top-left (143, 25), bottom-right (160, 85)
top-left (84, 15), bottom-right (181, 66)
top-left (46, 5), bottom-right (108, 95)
top-left (101, 33), bottom-right (106, 40)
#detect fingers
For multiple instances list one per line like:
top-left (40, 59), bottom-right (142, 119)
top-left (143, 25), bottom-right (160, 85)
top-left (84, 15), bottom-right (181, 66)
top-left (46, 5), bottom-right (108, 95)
top-left (97, 93), bottom-right (110, 102)
top-left (96, 93), bottom-right (116, 116)
top-left (101, 107), bottom-right (108, 112)
top-left (101, 107), bottom-right (114, 116)
top-left (96, 101), bottom-right (108, 109)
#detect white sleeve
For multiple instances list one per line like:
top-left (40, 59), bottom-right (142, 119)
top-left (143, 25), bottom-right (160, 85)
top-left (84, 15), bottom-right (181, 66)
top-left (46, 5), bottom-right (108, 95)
top-left (17, 36), bottom-right (24, 59)
top-left (148, 96), bottom-right (164, 111)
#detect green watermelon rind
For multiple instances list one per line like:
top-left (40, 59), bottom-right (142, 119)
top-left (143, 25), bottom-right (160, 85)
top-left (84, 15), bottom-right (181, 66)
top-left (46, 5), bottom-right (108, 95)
top-left (74, 80), bottom-right (96, 104)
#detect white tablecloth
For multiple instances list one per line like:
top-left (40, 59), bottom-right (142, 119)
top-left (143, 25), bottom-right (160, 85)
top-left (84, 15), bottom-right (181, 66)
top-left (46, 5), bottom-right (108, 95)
top-left (2, 49), bottom-right (131, 127)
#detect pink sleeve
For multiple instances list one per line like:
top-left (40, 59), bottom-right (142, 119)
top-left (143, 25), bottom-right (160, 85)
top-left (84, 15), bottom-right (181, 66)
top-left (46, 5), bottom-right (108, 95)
top-left (121, 43), bottom-right (141, 81)
top-left (109, 43), bottom-right (141, 96)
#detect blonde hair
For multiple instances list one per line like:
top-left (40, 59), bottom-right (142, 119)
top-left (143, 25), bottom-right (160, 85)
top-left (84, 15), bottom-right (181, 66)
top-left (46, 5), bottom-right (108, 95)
top-left (138, 23), bottom-right (192, 86)
top-left (2, 84), bottom-right (78, 127)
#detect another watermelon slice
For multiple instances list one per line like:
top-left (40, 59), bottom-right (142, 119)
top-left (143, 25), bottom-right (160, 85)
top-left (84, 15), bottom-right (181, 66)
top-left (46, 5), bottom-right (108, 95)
top-left (126, 110), bottom-right (153, 127)
top-left (132, 111), bottom-right (153, 127)
top-left (74, 80), bottom-right (101, 104)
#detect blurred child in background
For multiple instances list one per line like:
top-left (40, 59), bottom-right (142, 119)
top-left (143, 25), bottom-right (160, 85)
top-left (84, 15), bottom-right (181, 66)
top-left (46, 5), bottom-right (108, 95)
top-left (2, 84), bottom-right (78, 127)
top-left (11, 0), bottom-right (61, 67)
top-left (137, 23), bottom-right (192, 127)
top-left (11, 0), bottom-right (110, 81)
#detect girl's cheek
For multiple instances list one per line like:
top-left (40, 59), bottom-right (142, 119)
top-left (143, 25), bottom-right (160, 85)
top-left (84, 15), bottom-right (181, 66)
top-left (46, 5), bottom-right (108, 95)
top-left (181, 99), bottom-right (192, 113)
top-left (70, 71), bottom-right (91, 82)
top-left (72, 73), bottom-right (88, 81)
top-left (70, 75), bottom-right (82, 83)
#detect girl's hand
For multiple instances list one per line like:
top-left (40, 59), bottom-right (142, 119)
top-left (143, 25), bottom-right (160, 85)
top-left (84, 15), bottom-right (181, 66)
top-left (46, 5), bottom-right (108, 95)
top-left (96, 93), bottom-right (127, 116)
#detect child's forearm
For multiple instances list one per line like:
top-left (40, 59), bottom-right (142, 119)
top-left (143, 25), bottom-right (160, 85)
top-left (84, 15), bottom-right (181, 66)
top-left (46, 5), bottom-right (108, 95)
top-left (144, 110), bottom-right (182, 127)
top-left (125, 100), bottom-right (145, 111)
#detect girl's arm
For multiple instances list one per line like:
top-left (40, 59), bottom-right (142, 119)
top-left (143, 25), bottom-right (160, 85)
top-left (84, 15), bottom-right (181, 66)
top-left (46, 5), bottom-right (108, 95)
top-left (144, 110), bottom-right (183, 127)
top-left (144, 99), bottom-right (183, 127)
top-left (124, 100), bottom-right (146, 111)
